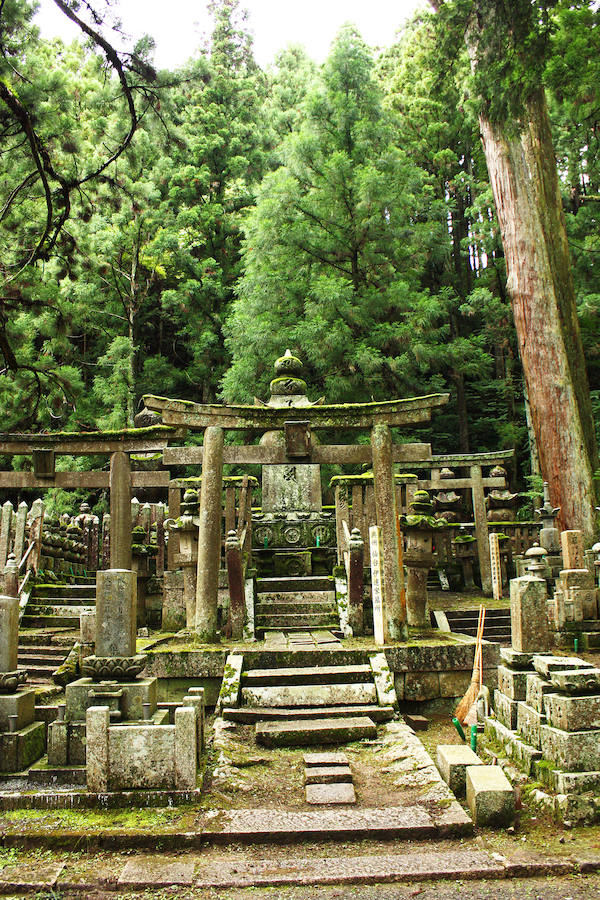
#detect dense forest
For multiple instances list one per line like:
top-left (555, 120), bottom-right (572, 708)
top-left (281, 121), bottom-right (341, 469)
top-left (1, 0), bottom-right (599, 499)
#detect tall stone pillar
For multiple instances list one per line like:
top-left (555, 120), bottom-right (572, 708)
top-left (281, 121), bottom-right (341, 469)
top-left (195, 426), bottom-right (224, 641)
top-left (0, 594), bottom-right (19, 676)
top-left (95, 569), bottom-right (137, 659)
top-left (371, 424), bottom-right (407, 641)
top-left (471, 465), bottom-right (492, 594)
top-left (109, 450), bottom-right (132, 570)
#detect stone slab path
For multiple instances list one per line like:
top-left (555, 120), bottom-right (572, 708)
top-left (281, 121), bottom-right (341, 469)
top-left (264, 630), bottom-right (341, 648)
top-left (200, 802), bottom-right (472, 840)
top-left (1, 847), bottom-right (589, 894)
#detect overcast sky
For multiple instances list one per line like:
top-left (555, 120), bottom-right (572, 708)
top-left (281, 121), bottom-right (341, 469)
top-left (34, 0), bottom-right (429, 69)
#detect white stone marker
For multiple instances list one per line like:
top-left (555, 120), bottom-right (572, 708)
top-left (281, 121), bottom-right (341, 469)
top-left (489, 532), bottom-right (502, 601)
top-left (369, 525), bottom-right (385, 646)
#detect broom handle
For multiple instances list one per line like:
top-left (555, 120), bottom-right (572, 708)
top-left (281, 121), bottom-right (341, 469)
top-left (478, 607), bottom-right (486, 688)
top-left (473, 605), bottom-right (484, 680)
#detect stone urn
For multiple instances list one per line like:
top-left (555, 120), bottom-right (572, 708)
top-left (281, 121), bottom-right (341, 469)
top-left (400, 490), bottom-right (449, 627)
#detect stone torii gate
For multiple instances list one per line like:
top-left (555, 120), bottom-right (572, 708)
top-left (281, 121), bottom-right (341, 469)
top-left (143, 355), bottom-right (449, 644)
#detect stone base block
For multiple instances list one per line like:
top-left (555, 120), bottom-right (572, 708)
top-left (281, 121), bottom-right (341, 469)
top-left (436, 744), bottom-right (483, 798)
top-left (534, 761), bottom-right (600, 796)
top-left (0, 689), bottom-right (35, 732)
top-left (516, 701), bottom-right (545, 750)
top-left (533, 655), bottom-right (593, 678)
top-left (48, 721), bottom-right (86, 766)
top-left (540, 723), bottom-right (600, 772)
top-left (500, 649), bottom-right (533, 670)
top-left (494, 690), bottom-right (517, 730)
top-left (466, 765), bottom-right (515, 826)
top-left (498, 665), bottom-right (527, 701)
top-left (0, 721), bottom-right (45, 772)
top-left (548, 668), bottom-right (600, 694)
top-left (525, 673), bottom-right (553, 714)
top-left (484, 716), bottom-right (542, 775)
top-left (64, 677), bottom-right (157, 723)
top-left (544, 692), bottom-right (600, 732)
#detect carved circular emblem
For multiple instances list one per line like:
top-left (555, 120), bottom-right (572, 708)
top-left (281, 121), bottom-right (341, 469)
top-left (311, 525), bottom-right (331, 545)
top-left (254, 526), bottom-right (273, 546)
top-left (284, 526), bottom-right (302, 544)
top-left (282, 556), bottom-right (306, 576)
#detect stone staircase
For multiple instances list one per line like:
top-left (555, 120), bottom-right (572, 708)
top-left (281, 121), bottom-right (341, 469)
top-left (21, 576), bottom-right (96, 630)
top-left (17, 634), bottom-right (73, 686)
top-left (441, 606), bottom-right (511, 643)
top-left (254, 576), bottom-right (339, 636)
top-left (222, 652), bottom-right (397, 747)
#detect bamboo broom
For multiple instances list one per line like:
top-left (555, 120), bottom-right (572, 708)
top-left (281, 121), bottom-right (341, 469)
top-left (455, 604), bottom-right (486, 725)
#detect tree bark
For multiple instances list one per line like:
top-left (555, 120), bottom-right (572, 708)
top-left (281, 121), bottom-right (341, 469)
top-left (476, 89), bottom-right (598, 537)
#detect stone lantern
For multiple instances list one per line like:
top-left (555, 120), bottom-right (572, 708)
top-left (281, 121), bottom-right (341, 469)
top-left (400, 490), bottom-right (449, 627)
top-left (433, 467), bottom-right (462, 523)
top-left (486, 466), bottom-right (519, 522)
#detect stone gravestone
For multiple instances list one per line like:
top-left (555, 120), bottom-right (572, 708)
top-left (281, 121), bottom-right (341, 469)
top-left (369, 525), bottom-right (385, 646)
top-left (510, 547), bottom-right (551, 652)
top-left (562, 530), bottom-right (585, 570)
top-left (260, 351), bottom-right (322, 514)
top-left (489, 532), bottom-right (503, 601)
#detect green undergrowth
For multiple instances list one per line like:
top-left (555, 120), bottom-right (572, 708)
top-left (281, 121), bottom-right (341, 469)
top-left (0, 804), bottom-right (195, 832)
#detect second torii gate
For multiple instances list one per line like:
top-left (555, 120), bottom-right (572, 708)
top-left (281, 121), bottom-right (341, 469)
top-left (143, 387), bottom-right (449, 643)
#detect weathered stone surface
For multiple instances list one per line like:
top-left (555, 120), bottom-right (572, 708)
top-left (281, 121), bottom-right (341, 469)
top-left (162, 571), bottom-right (186, 632)
top-left (494, 689), bottom-right (518, 730)
top-left (466, 765), bottom-right (515, 826)
top-left (86, 705), bottom-right (109, 792)
top-left (243, 664), bottom-right (371, 686)
top-left (540, 723), bottom-right (600, 771)
top-left (194, 850), bottom-right (502, 890)
top-left (216, 653), bottom-right (243, 712)
top-left (0, 862), bottom-right (65, 891)
top-left (200, 804), bottom-right (472, 840)
top-left (516, 702), bottom-right (545, 749)
top-left (95, 569), bottom-right (137, 659)
top-left (242, 683), bottom-right (377, 708)
top-left (255, 716), bottom-right (376, 748)
top-left (404, 672), bottom-right (440, 702)
top-left (510, 576), bottom-right (551, 652)
top-left (304, 765), bottom-right (352, 784)
top-left (437, 744), bottom-right (483, 798)
top-left (306, 782), bottom-right (356, 804)
top-left (498, 665), bottom-right (528, 701)
top-left (404, 713), bottom-right (428, 731)
top-left (438, 670), bottom-right (472, 699)
top-left (0, 594), bottom-right (18, 675)
top-left (0, 689), bottom-right (34, 732)
top-left (544, 692), bottom-right (600, 732)
top-left (369, 652), bottom-right (398, 708)
top-left (525, 673), bottom-right (554, 714)
top-left (118, 859), bottom-right (195, 887)
top-left (548, 668), bottom-right (600, 694)
top-left (561, 530), bottom-right (585, 569)
top-left (533, 655), bottom-right (593, 678)
top-left (500, 648), bottom-right (534, 669)
top-left (174, 706), bottom-right (197, 790)
top-left (304, 751), bottom-right (348, 766)
top-left (65, 676), bottom-right (157, 723)
top-left (0, 720), bottom-right (45, 772)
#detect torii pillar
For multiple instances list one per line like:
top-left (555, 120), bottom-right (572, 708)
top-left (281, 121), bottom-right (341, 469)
top-left (372, 424), bottom-right (407, 641)
top-left (195, 426), bottom-right (223, 641)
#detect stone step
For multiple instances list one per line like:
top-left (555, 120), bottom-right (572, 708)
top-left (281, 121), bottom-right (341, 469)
top-left (195, 804), bottom-right (473, 844)
top-left (30, 597), bottom-right (96, 606)
top-left (18, 664), bottom-right (57, 679)
top-left (304, 764), bottom-right (353, 784)
top-left (306, 782), bottom-right (357, 804)
top-left (255, 715), bottom-right (377, 747)
top-left (25, 604), bottom-right (94, 617)
top-left (255, 613), bottom-right (338, 628)
top-left (450, 615), bottom-right (511, 628)
top-left (445, 607), bottom-right (510, 619)
top-left (256, 591), bottom-right (335, 604)
top-left (21, 614), bottom-right (81, 629)
top-left (260, 626), bottom-right (341, 636)
top-left (242, 683), bottom-right (377, 708)
top-left (18, 652), bottom-right (66, 666)
top-left (243, 664), bottom-right (373, 686)
top-left (455, 626), bottom-right (511, 638)
top-left (256, 602), bottom-right (335, 615)
top-left (33, 585), bottom-right (97, 598)
top-left (223, 705), bottom-right (396, 724)
top-left (256, 576), bottom-right (333, 593)
top-left (17, 645), bottom-right (67, 656)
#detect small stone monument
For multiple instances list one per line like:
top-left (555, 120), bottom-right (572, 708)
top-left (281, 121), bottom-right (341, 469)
top-left (48, 568), bottom-right (162, 769)
top-left (400, 490), bottom-right (449, 627)
top-left (509, 544), bottom-right (552, 653)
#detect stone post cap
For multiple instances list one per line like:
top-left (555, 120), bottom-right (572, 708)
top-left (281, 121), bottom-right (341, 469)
top-left (349, 528), bottom-right (364, 549)
top-left (525, 542), bottom-right (547, 575)
top-left (225, 529), bottom-right (241, 550)
top-left (4, 553), bottom-right (18, 576)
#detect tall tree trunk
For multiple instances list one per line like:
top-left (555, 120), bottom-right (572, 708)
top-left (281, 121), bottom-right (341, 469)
top-left (476, 89), bottom-right (598, 537)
